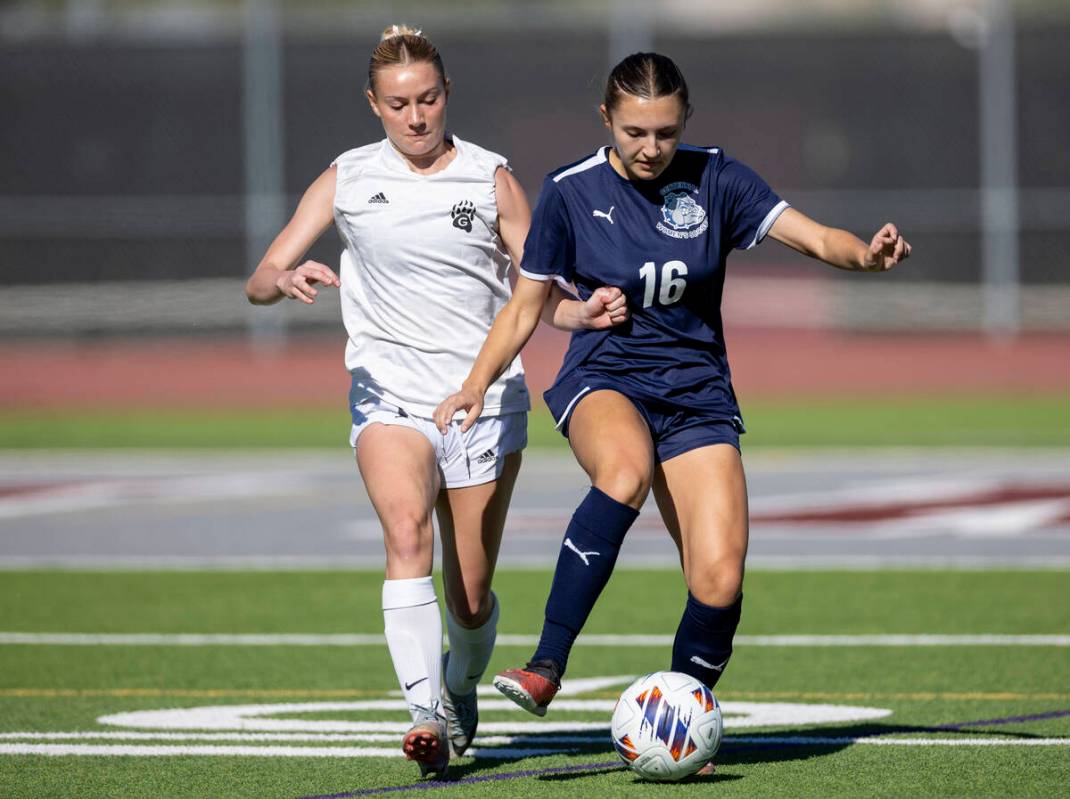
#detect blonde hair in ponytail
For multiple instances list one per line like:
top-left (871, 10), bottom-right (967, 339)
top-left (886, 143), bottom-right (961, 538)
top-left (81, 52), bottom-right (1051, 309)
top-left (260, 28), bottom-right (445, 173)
top-left (368, 24), bottom-right (446, 93)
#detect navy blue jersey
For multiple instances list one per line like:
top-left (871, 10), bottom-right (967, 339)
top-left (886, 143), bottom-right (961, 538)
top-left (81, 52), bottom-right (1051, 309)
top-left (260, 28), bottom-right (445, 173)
top-left (520, 145), bottom-right (788, 422)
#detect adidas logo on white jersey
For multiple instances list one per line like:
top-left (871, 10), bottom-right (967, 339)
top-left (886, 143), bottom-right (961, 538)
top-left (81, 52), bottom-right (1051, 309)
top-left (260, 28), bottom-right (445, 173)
top-left (367, 192), bottom-right (389, 204)
top-left (475, 448), bottom-right (497, 465)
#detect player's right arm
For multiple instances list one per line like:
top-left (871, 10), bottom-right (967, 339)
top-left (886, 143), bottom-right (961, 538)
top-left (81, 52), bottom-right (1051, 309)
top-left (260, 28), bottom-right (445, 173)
top-left (495, 166), bottom-right (627, 331)
top-left (244, 167), bottom-right (341, 305)
top-left (433, 274), bottom-right (551, 433)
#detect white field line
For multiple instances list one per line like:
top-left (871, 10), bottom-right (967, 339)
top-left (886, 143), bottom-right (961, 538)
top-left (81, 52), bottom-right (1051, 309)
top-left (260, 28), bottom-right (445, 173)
top-left (0, 731), bottom-right (601, 745)
top-left (735, 635), bottom-right (1070, 647)
top-left (0, 743), bottom-right (563, 759)
top-left (1, 738), bottom-right (1068, 758)
top-left (1, 632), bottom-right (1067, 647)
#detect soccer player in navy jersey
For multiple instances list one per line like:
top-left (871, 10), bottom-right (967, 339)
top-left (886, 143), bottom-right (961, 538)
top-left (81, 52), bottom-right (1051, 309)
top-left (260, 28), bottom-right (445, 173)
top-left (434, 52), bottom-right (910, 734)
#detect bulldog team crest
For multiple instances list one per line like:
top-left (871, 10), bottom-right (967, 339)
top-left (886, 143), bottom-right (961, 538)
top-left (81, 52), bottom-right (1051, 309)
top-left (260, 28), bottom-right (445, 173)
top-left (656, 182), bottom-right (708, 239)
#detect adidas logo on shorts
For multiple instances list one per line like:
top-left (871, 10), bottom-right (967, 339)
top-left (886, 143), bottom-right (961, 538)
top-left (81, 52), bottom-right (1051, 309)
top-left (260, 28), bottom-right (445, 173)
top-left (475, 449), bottom-right (497, 465)
top-left (367, 192), bottom-right (389, 204)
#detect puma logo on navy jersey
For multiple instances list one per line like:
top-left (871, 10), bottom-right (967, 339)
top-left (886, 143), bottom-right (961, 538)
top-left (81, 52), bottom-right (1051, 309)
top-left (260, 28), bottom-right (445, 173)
top-left (564, 537), bottom-right (600, 566)
top-left (592, 206), bottom-right (615, 224)
top-left (452, 200), bottom-right (475, 232)
top-left (475, 448), bottom-right (497, 465)
top-left (368, 192), bottom-right (389, 204)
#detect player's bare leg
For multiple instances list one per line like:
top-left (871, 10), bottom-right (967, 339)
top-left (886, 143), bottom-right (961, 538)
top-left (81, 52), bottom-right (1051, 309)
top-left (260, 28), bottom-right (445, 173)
top-left (435, 452), bottom-right (521, 754)
top-left (654, 443), bottom-right (748, 775)
top-left (495, 391), bottom-right (653, 714)
top-left (569, 390), bottom-right (656, 510)
top-left (357, 424), bottom-right (440, 578)
top-left (356, 424), bottom-right (449, 777)
top-left (654, 443), bottom-right (748, 607)
top-left (438, 451), bottom-right (520, 626)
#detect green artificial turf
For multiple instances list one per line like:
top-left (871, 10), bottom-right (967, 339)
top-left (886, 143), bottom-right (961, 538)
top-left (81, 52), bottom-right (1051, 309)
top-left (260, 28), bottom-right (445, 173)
top-left (0, 570), bottom-right (1067, 797)
top-left (1, 394), bottom-right (1068, 449)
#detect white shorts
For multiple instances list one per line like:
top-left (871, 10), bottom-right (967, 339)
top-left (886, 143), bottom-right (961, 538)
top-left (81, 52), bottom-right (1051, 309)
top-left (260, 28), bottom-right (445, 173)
top-left (349, 398), bottom-right (527, 489)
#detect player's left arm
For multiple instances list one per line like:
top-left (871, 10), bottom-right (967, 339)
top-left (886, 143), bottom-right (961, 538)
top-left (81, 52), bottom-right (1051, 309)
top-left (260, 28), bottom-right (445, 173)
top-left (495, 166), bottom-right (627, 329)
top-left (767, 207), bottom-right (911, 272)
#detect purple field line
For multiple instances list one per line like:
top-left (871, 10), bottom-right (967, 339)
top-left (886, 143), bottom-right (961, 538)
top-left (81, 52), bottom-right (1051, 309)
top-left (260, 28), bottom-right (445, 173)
top-left (934, 709), bottom-right (1070, 730)
top-left (294, 761), bottom-right (622, 799)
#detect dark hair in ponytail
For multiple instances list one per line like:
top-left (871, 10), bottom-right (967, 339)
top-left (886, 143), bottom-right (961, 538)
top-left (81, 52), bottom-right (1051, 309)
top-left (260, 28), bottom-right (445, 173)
top-left (604, 52), bottom-right (691, 117)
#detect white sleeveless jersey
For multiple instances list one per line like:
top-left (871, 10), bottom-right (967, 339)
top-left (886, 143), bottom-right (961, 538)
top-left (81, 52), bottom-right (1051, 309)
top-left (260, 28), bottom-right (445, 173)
top-left (332, 136), bottom-right (529, 419)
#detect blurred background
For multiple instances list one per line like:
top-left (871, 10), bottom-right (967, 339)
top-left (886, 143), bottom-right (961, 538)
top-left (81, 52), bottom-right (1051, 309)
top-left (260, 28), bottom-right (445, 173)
top-left (1, 0), bottom-right (1068, 445)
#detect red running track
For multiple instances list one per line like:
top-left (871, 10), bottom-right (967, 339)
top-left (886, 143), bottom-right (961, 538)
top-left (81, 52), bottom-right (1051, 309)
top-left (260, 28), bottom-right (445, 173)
top-left (2, 328), bottom-right (1068, 410)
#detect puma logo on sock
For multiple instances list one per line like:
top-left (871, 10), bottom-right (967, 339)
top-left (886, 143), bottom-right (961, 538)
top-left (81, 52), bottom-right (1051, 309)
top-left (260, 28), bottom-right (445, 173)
top-left (690, 655), bottom-right (730, 672)
top-left (564, 537), bottom-right (600, 566)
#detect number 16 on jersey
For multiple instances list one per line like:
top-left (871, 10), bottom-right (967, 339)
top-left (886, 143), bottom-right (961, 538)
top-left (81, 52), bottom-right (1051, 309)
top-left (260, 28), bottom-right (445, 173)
top-left (639, 260), bottom-right (688, 308)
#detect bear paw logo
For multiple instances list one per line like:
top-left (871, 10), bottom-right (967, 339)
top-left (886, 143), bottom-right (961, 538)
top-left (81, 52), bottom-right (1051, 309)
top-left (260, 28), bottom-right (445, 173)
top-left (451, 200), bottom-right (475, 233)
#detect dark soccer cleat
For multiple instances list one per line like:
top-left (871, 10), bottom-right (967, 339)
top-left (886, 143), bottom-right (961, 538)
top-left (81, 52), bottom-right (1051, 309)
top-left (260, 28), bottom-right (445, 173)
top-left (492, 659), bottom-right (561, 717)
top-left (402, 704), bottom-right (449, 779)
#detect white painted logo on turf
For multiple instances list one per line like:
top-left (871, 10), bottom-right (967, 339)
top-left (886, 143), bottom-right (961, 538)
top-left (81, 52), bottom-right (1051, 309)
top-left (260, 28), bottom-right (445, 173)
top-left (564, 538), bottom-right (600, 566)
top-left (0, 676), bottom-right (897, 760)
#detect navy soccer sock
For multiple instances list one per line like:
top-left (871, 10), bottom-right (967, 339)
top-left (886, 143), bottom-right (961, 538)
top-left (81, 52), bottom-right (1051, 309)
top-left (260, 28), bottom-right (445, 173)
top-left (671, 592), bottom-right (743, 689)
top-left (531, 487), bottom-right (640, 674)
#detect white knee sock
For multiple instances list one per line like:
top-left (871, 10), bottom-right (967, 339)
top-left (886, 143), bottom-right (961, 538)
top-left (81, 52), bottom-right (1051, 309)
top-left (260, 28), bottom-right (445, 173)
top-left (445, 591), bottom-right (499, 696)
top-left (382, 577), bottom-right (442, 721)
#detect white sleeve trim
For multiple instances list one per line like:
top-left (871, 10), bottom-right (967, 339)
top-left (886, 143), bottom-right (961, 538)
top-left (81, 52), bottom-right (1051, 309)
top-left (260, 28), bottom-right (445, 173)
top-left (552, 149), bottom-right (608, 183)
top-left (746, 200), bottom-right (790, 250)
top-left (519, 268), bottom-right (572, 290)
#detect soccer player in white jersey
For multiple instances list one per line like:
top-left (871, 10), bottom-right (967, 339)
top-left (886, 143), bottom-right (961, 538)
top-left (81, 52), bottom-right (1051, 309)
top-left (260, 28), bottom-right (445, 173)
top-left (245, 26), bottom-right (627, 779)
top-left (435, 51), bottom-right (910, 773)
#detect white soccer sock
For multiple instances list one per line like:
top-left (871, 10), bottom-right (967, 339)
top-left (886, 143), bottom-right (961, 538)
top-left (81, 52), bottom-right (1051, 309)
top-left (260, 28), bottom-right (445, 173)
top-left (445, 591), bottom-right (499, 696)
top-left (382, 576), bottom-right (442, 721)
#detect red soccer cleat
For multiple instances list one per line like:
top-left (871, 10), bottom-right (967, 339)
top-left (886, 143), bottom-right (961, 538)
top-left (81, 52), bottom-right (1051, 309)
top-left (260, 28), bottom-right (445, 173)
top-left (402, 708), bottom-right (449, 779)
top-left (492, 659), bottom-right (561, 717)
top-left (695, 760), bottom-right (717, 777)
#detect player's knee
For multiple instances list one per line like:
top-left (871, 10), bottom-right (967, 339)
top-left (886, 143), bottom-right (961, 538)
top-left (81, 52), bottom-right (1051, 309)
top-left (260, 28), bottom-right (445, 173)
top-left (446, 588), bottom-right (492, 628)
top-left (382, 514), bottom-right (433, 563)
top-left (688, 560), bottom-right (744, 607)
top-left (594, 465), bottom-right (652, 509)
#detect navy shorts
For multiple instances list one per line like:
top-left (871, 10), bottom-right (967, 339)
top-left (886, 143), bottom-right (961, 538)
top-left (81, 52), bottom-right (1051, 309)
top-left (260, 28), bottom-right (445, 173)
top-left (544, 371), bottom-right (743, 463)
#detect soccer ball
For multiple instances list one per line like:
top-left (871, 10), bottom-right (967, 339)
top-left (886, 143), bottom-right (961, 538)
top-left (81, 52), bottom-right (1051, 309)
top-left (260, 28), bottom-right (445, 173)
top-left (610, 671), bottom-right (723, 781)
